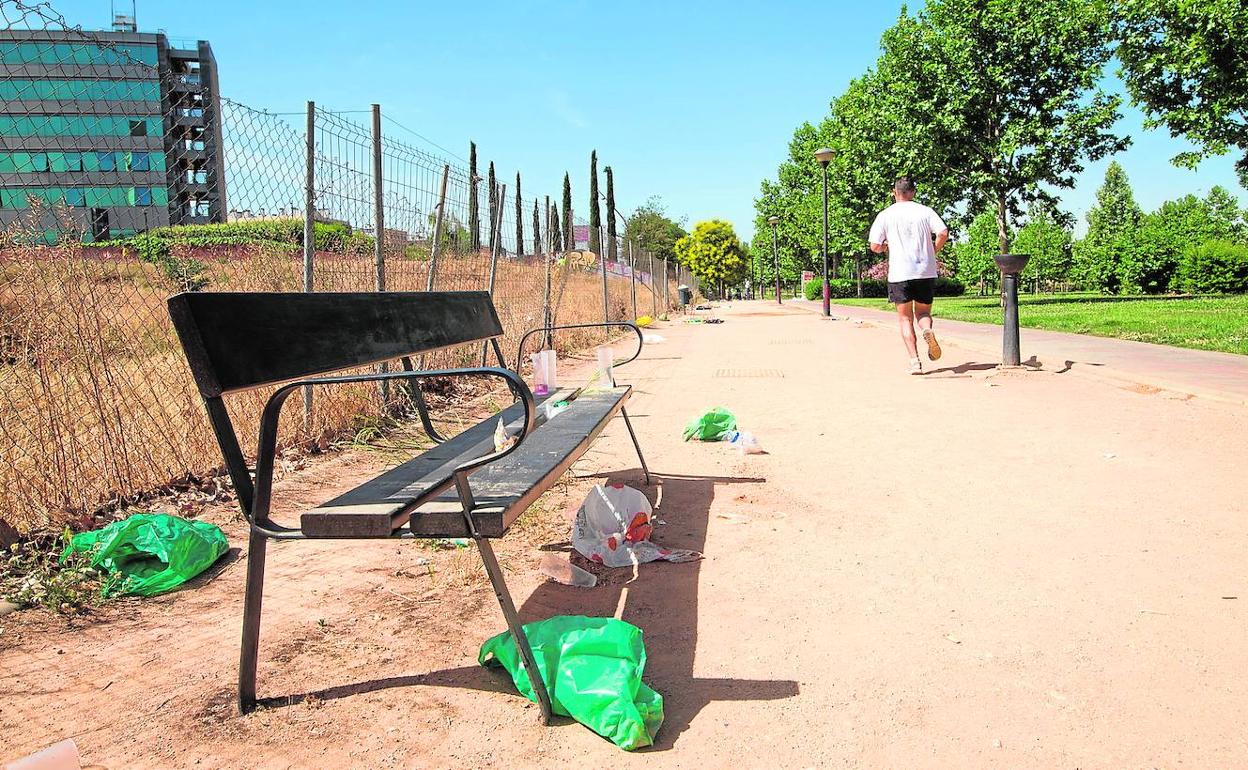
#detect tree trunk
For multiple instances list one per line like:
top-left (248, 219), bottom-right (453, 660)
top-left (996, 193), bottom-right (1009, 307)
top-left (995, 193), bottom-right (1013, 254)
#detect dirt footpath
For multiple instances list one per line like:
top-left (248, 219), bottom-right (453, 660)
top-left (3, 303), bottom-right (1246, 769)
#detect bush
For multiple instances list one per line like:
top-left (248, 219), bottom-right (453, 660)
top-left (935, 277), bottom-right (966, 296)
top-left (89, 218), bottom-right (375, 256)
top-left (1177, 240), bottom-right (1248, 294)
top-left (806, 277), bottom-right (963, 300)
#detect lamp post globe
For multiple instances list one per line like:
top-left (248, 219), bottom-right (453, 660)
top-left (813, 148), bottom-right (834, 317)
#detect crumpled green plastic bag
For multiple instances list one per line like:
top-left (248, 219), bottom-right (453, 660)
top-left (60, 513), bottom-right (228, 597)
top-left (479, 615), bottom-right (664, 750)
top-left (683, 407), bottom-right (736, 441)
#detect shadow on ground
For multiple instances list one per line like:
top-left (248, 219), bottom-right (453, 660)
top-left (517, 469), bottom-right (800, 751)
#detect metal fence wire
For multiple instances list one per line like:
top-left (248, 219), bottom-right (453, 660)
top-left (0, 0), bottom-right (691, 534)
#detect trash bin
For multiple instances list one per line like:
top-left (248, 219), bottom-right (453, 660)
top-left (677, 285), bottom-right (692, 306)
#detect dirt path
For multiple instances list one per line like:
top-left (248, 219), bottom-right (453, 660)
top-left (3, 303), bottom-right (1246, 768)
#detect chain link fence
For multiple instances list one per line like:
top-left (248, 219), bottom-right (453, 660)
top-left (0, 0), bottom-right (694, 534)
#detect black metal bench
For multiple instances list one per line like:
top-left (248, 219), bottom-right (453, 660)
top-left (167, 290), bottom-right (649, 720)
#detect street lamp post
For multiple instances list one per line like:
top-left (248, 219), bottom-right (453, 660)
top-left (767, 215), bottom-right (782, 305)
top-left (814, 147), bottom-right (835, 317)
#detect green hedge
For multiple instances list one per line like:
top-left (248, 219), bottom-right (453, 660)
top-left (1177, 240), bottom-right (1248, 294)
top-left (90, 218), bottom-right (374, 255)
top-left (804, 277), bottom-right (966, 300)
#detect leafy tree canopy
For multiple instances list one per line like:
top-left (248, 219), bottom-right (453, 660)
top-left (674, 220), bottom-right (748, 287)
top-left (1116, 0), bottom-right (1248, 188)
top-left (624, 196), bottom-right (687, 263)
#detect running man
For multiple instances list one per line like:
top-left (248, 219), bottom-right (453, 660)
top-left (869, 176), bottom-right (950, 374)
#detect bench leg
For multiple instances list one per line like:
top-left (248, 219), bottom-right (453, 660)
top-left (620, 407), bottom-right (651, 485)
top-left (473, 535), bottom-right (555, 725)
top-left (238, 529), bottom-right (268, 714)
top-left (454, 474), bottom-right (554, 725)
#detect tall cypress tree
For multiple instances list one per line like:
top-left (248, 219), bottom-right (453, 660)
top-left (532, 199), bottom-right (542, 254)
top-left (468, 141), bottom-right (480, 251)
top-left (514, 172), bottom-right (524, 256)
top-left (588, 150), bottom-right (601, 254)
top-left (487, 161), bottom-right (497, 251)
top-left (605, 165), bottom-right (618, 261)
top-left (551, 202), bottom-right (563, 253)
top-left (561, 173), bottom-right (573, 249)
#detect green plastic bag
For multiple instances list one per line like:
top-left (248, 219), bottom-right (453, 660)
top-left (60, 513), bottom-right (228, 597)
top-left (683, 407), bottom-right (736, 441)
top-left (479, 615), bottom-right (664, 750)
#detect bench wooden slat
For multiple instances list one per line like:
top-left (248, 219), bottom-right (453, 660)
top-left (300, 387), bottom-right (629, 538)
top-left (168, 291), bottom-right (504, 397)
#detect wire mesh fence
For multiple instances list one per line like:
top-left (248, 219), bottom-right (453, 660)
top-left (0, 0), bottom-right (691, 534)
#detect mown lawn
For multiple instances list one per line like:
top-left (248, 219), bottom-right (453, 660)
top-left (833, 292), bottom-right (1248, 356)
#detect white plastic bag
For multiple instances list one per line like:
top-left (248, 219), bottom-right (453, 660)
top-left (572, 484), bottom-right (701, 567)
top-left (721, 429), bottom-right (765, 455)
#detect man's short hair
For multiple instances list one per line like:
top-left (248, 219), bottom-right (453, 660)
top-left (894, 176), bottom-right (917, 197)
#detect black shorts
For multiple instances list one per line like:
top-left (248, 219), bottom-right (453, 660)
top-left (888, 278), bottom-right (936, 305)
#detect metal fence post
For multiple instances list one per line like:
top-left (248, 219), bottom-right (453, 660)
top-left (371, 103), bottom-right (388, 404)
top-left (599, 225), bottom-right (610, 336)
top-left (426, 165), bottom-right (450, 292)
top-left (543, 195), bottom-right (553, 348)
top-left (302, 100), bottom-right (315, 431)
top-left (648, 249), bottom-right (656, 317)
top-left (628, 240), bottom-right (637, 320)
top-left (664, 257), bottom-right (670, 311)
top-left (481, 182), bottom-right (505, 365)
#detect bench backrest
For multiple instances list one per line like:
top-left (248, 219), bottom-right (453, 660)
top-left (168, 291), bottom-right (503, 398)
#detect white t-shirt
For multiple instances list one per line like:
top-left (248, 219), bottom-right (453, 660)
top-left (868, 200), bottom-right (948, 282)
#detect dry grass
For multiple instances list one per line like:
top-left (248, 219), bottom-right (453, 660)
top-left (0, 242), bottom-right (674, 534)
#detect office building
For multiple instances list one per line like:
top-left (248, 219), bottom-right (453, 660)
top-left (0, 14), bottom-right (226, 241)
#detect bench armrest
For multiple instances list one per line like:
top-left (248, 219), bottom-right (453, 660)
top-left (515, 322), bottom-right (644, 374)
top-left (250, 367), bottom-right (535, 538)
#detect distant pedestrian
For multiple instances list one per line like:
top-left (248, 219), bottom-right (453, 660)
top-left (868, 176), bottom-right (950, 374)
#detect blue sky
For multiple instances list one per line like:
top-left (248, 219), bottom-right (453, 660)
top-left (58, 0), bottom-right (1246, 242)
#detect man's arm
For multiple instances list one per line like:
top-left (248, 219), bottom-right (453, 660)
top-left (868, 214), bottom-right (887, 253)
top-left (934, 228), bottom-right (949, 254)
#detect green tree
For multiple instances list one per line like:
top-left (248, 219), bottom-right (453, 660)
top-left (1132, 186), bottom-right (1246, 293)
top-left (1013, 202), bottom-right (1074, 290)
top-left (468, 141), bottom-right (480, 251)
top-left (588, 151), bottom-right (601, 254)
top-left (674, 220), bottom-right (749, 295)
top-left (561, 173), bottom-right (573, 249)
top-left (1116, 0), bottom-right (1248, 188)
top-left (532, 199), bottom-right (542, 255)
top-left (514, 172), bottom-right (523, 256)
top-left (953, 210), bottom-right (1006, 295)
top-left (623, 196), bottom-right (687, 263)
top-left (605, 165), bottom-right (618, 260)
top-left (884, 0), bottom-right (1125, 254)
top-left (551, 201), bottom-right (563, 253)
top-left (487, 161), bottom-right (498, 250)
top-left (1074, 161), bottom-right (1142, 293)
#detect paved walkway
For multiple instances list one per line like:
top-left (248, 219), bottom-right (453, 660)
top-left (4, 302), bottom-right (1246, 768)
top-left (785, 299), bottom-right (1248, 404)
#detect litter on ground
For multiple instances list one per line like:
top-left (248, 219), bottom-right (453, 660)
top-left (479, 615), bottom-right (664, 750)
top-left (60, 513), bottom-right (227, 597)
top-left (683, 407), bottom-right (736, 441)
top-left (573, 484), bottom-right (701, 567)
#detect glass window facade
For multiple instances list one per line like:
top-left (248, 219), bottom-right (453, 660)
top-left (0, 79), bottom-right (160, 102)
top-left (0, 42), bottom-right (158, 67)
top-left (0, 186), bottom-right (169, 209)
top-left (0, 151), bottom-right (165, 173)
top-left (0, 115), bottom-right (163, 137)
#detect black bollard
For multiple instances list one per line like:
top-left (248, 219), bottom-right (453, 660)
top-left (1002, 271), bottom-right (1021, 366)
top-left (992, 253), bottom-right (1030, 367)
